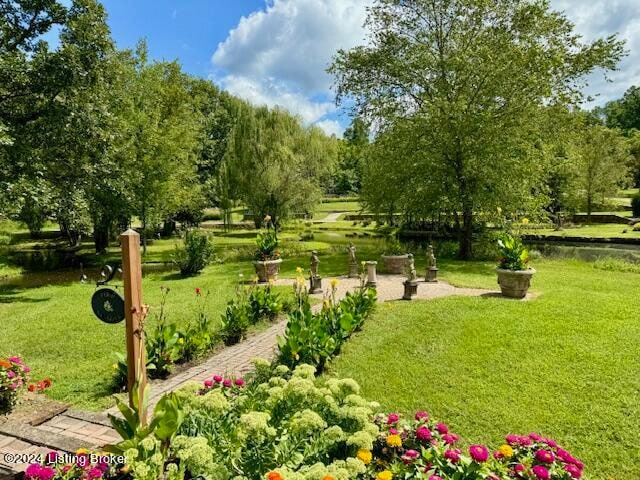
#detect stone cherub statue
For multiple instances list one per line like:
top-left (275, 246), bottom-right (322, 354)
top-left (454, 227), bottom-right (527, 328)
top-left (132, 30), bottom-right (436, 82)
top-left (427, 244), bottom-right (437, 269)
top-left (348, 243), bottom-right (357, 264)
top-left (310, 250), bottom-right (320, 277)
top-left (406, 253), bottom-right (417, 282)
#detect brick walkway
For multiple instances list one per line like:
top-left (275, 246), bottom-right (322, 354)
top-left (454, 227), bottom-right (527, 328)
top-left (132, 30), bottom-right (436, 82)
top-left (0, 274), bottom-right (509, 476)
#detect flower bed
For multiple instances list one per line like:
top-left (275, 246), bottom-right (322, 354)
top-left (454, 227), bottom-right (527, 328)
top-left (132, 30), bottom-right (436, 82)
top-left (26, 364), bottom-right (585, 480)
top-left (0, 355), bottom-right (30, 415)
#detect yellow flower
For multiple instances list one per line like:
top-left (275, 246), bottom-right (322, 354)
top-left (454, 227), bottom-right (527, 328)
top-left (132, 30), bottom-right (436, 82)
top-left (386, 434), bottom-right (402, 448)
top-left (357, 449), bottom-right (372, 465)
top-left (330, 278), bottom-right (339, 289)
top-left (377, 471), bottom-right (392, 480)
top-left (497, 207), bottom-right (502, 214)
top-left (178, 338), bottom-right (184, 345)
top-left (296, 277), bottom-right (305, 287)
top-left (111, 363), bottom-right (118, 370)
top-left (76, 448), bottom-right (89, 455)
top-left (296, 266), bottom-right (304, 275)
top-left (521, 217), bottom-right (530, 225)
top-left (498, 444), bottom-right (514, 458)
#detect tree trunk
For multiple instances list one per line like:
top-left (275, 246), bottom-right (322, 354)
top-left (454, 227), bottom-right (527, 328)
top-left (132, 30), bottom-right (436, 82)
top-left (458, 207), bottom-right (473, 260)
top-left (94, 222), bottom-right (110, 254)
top-left (586, 194), bottom-right (592, 224)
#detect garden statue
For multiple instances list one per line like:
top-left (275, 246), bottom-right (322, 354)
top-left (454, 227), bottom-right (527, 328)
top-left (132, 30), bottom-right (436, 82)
top-left (403, 253), bottom-right (418, 300)
top-left (348, 243), bottom-right (359, 278)
top-left (309, 251), bottom-right (323, 293)
top-left (365, 261), bottom-right (378, 288)
top-left (426, 244), bottom-right (439, 283)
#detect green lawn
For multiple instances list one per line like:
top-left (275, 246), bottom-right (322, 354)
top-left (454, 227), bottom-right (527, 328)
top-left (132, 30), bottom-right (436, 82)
top-left (328, 259), bottom-right (640, 479)
top-left (527, 223), bottom-right (640, 239)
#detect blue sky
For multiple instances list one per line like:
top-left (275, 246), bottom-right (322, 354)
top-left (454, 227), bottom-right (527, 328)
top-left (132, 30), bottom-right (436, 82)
top-left (72, 1), bottom-right (640, 136)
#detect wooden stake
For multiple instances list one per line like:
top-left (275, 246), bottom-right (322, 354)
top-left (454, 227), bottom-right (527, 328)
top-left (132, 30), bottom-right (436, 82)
top-left (120, 229), bottom-right (147, 424)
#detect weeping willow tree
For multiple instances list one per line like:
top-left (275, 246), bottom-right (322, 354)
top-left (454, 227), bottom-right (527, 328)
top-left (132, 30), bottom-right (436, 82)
top-left (224, 104), bottom-right (338, 228)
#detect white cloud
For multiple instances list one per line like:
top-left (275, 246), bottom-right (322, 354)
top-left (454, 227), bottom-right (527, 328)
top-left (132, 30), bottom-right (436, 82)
top-left (550, 0), bottom-right (640, 106)
top-left (314, 119), bottom-right (343, 137)
top-left (212, 0), bottom-right (640, 132)
top-left (212, 0), bottom-right (373, 133)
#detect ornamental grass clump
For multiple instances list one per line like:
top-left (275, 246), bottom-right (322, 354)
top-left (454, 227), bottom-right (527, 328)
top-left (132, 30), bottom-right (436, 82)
top-left (0, 355), bottom-right (30, 414)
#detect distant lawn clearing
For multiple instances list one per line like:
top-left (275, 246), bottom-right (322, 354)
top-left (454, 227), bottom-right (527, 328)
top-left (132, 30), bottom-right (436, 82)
top-left (328, 260), bottom-right (640, 479)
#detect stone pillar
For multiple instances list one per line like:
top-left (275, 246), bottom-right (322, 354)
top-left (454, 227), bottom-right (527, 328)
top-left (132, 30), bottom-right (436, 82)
top-left (365, 261), bottom-right (378, 288)
top-left (402, 279), bottom-right (418, 300)
top-left (309, 275), bottom-right (323, 294)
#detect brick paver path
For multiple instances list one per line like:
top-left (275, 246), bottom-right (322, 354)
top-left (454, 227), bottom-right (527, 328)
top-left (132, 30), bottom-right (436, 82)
top-left (1, 274), bottom-right (511, 475)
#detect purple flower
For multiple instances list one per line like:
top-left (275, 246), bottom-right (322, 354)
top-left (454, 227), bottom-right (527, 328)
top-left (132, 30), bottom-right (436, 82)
top-left (416, 426), bottom-right (432, 442)
top-left (469, 444), bottom-right (489, 463)
top-left (532, 465), bottom-right (550, 480)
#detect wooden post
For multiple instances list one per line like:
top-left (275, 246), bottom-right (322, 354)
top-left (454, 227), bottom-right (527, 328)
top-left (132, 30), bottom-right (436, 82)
top-left (120, 229), bottom-right (147, 424)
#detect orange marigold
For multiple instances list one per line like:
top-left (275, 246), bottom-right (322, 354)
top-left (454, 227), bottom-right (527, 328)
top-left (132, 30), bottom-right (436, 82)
top-left (267, 472), bottom-right (284, 480)
top-left (0, 359), bottom-right (12, 369)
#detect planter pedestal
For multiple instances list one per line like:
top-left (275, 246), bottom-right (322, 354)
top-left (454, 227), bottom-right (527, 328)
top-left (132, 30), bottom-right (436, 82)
top-left (365, 261), bottom-right (378, 288)
top-left (402, 280), bottom-right (418, 300)
top-left (348, 262), bottom-right (359, 278)
top-left (381, 254), bottom-right (409, 274)
top-left (309, 275), bottom-right (323, 294)
top-left (497, 268), bottom-right (535, 299)
top-left (426, 267), bottom-right (438, 283)
top-left (253, 259), bottom-right (283, 283)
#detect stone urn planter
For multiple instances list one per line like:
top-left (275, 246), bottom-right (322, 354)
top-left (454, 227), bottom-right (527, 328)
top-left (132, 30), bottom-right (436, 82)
top-left (496, 268), bottom-right (535, 299)
top-left (253, 258), bottom-right (282, 283)
top-left (381, 254), bottom-right (409, 274)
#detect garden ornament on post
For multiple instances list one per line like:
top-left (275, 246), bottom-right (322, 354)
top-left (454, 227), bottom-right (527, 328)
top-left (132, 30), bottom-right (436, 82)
top-left (347, 242), bottom-right (358, 278)
top-left (365, 260), bottom-right (378, 288)
top-left (309, 250), bottom-right (323, 294)
top-left (425, 244), bottom-right (438, 282)
top-left (403, 253), bottom-right (418, 300)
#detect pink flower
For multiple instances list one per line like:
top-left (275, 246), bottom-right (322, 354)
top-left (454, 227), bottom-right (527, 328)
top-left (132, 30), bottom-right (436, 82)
top-left (543, 438), bottom-right (558, 449)
top-left (203, 379), bottom-right (213, 388)
top-left (416, 426), bottom-right (432, 442)
top-left (518, 436), bottom-right (532, 446)
top-left (564, 464), bottom-right (583, 479)
top-left (469, 444), bottom-right (489, 463)
top-left (429, 476), bottom-right (443, 480)
top-left (213, 375), bottom-right (223, 383)
top-left (387, 413), bottom-right (399, 424)
top-left (45, 451), bottom-right (58, 463)
top-left (442, 433), bottom-right (459, 444)
top-left (8, 356), bottom-right (22, 364)
top-left (513, 464), bottom-right (526, 474)
top-left (505, 434), bottom-right (520, 445)
top-left (556, 448), bottom-right (574, 463)
top-left (529, 432), bottom-right (543, 442)
top-left (25, 464), bottom-right (42, 479)
top-left (234, 378), bottom-right (245, 387)
top-left (25, 464), bottom-right (55, 480)
top-left (87, 467), bottom-right (104, 479)
top-left (388, 427), bottom-right (398, 435)
top-left (6, 370), bottom-right (15, 379)
top-left (573, 459), bottom-right (584, 470)
top-left (22, 366), bottom-right (30, 373)
top-left (493, 451), bottom-right (503, 460)
top-left (532, 465), bottom-right (550, 480)
top-left (222, 379), bottom-right (232, 388)
top-left (535, 449), bottom-right (555, 464)
top-left (444, 449), bottom-right (460, 463)
top-left (9, 383), bottom-right (17, 390)
top-left (401, 449), bottom-right (419, 463)
top-left (436, 423), bottom-right (448, 434)
top-left (415, 410), bottom-right (429, 421)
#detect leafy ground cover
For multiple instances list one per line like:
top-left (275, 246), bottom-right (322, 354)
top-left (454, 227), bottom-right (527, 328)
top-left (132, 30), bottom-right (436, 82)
top-left (328, 259), bottom-right (640, 479)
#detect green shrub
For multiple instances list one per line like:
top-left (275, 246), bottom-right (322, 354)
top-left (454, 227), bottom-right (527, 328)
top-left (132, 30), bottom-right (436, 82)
top-left (497, 232), bottom-right (530, 270)
top-left (383, 236), bottom-right (404, 255)
top-left (632, 193), bottom-right (640, 217)
top-left (172, 230), bottom-right (215, 276)
top-left (220, 285), bottom-right (251, 346)
top-left (255, 227), bottom-right (280, 261)
top-left (179, 289), bottom-right (216, 359)
top-left (278, 278), bottom-right (376, 371)
top-left (248, 283), bottom-right (282, 322)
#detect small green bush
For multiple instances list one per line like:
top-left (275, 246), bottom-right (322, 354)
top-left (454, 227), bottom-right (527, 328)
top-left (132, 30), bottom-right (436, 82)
top-left (220, 285), bottom-right (251, 346)
top-left (172, 230), bottom-right (215, 276)
top-left (497, 232), bottom-right (530, 270)
top-left (632, 193), bottom-right (640, 217)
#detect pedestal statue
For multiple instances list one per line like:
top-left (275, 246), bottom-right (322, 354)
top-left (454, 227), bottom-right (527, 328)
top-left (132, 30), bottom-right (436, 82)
top-left (425, 244), bottom-right (439, 283)
top-left (347, 243), bottom-right (359, 278)
top-left (403, 253), bottom-right (418, 300)
top-left (365, 261), bottom-right (378, 288)
top-left (309, 250), bottom-right (323, 293)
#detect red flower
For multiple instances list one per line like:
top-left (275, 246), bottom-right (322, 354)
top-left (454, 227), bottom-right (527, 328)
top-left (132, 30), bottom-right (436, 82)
top-left (195, 288), bottom-right (202, 295)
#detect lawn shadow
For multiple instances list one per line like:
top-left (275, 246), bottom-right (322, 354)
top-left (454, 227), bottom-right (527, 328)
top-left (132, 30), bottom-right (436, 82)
top-left (0, 285), bottom-right (51, 304)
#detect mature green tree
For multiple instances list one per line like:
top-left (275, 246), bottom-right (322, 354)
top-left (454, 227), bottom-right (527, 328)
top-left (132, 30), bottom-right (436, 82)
top-left (576, 124), bottom-right (631, 221)
top-left (121, 44), bottom-right (204, 254)
top-left (330, 0), bottom-right (625, 258)
top-left (330, 117), bottom-right (369, 195)
top-left (226, 105), bottom-right (337, 228)
top-left (599, 86), bottom-right (640, 131)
